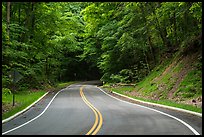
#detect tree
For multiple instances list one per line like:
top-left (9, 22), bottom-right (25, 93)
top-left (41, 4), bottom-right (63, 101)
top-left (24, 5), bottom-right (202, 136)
top-left (2, 2), bottom-right (202, 88)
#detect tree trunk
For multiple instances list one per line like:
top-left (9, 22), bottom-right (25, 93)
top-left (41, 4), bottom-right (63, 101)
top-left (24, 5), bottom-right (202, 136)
top-left (7, 2), bottom-right (11, 42)
top-left (21, 2), bottom-right (31, 42)
top-left (30, 2), bottom-right (35, 40)
top-left (140, 3), bottom-right (156, 66)
top-left (183, 2), bottom-right (193, 37)
top-left (18, 3), bottom-right (21, 41)
top-left (173, 9), bottom-right (177, 45)
top-left (149, 2), bottom-right (171, 49)
top-left (45, 57), bottom-right (49, 83)
top-left (143, 49), bottom-right (150, 74)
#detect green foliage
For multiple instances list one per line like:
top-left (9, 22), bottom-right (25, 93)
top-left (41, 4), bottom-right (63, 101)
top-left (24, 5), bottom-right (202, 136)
top-left (2, 2), bottom-right (92, 90)
top-left (2, 75), bottom-right (12, 88)
top-left (2, 2), bottom-right (202, 90)
top-left (2, 2), bottom-right (202, 117)
top-left (110, 74), bottom-right (124, 83)
top-left (175, 69), bottom-right (202, 98)
top-left (2, 88), bottom-right (12, 97)
top-left (189, 2), bottom-right (202, 29)
top-left (119, 69), bottom-right (133, 83)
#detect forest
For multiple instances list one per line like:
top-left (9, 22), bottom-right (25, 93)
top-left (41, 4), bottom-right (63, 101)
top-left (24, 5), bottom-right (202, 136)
top-left (2, 2), bottom-right (202, 92)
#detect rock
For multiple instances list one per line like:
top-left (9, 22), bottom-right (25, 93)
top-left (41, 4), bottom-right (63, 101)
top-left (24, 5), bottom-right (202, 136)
top-left (192, 99), bottom-right (196, 103)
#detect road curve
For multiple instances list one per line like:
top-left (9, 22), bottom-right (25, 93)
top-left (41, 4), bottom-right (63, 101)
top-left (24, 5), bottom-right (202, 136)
top-left (2, 81), bottom-right (202, 135)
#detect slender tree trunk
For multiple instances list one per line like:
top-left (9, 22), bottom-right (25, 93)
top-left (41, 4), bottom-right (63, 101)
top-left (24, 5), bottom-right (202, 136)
top-left (30, 2), bottom-right (35, 40)
top-left (149, 2), bottom-right (171, 49)
top-left (18, 3), bottom-right (21, 41)
top-left (173, 7), bottom-right (177, 45)
top-left (22, 2), bottom-right (31, 42)
top-left (45, 57), bottom-right (49, 83)
top-left (143, 49), bottom-right (150, 74)
top-left (7, 2), bottom-right (11, 42)
top-left (183, 2), bottom-right (193, 37)
top-left (140, 3), bottom-right (156, 66)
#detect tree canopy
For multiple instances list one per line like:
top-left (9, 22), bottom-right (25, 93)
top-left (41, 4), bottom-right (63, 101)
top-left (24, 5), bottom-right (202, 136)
top-left (2, 2), bottom-right (202, 90)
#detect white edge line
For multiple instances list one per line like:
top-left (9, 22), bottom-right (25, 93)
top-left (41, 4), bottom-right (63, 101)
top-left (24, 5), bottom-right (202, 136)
top-left (2, 92), bottom-right (49, 124)
top-left (96, 86), bottom-right (200, 135)
top-left (113, 91), bottom-right (202, 117)
top-left (2, 86), bottom-right (69, 135)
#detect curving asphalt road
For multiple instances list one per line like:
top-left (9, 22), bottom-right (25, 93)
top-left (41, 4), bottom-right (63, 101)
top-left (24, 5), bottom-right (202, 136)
top-left (2, 81), bottom-right (202, 135)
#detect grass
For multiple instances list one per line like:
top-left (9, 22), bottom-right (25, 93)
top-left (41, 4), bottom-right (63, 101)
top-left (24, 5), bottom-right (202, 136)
top-left (2, 90), bottom-right (46, 120)
top-left (2, 81), bottom-right (78, 120)
top-left (103, 53), bottom-right (202, 113)
top-left (105, 86), bottom-right (202, 113)
top-left (174, 69), bottom-right (202, 98)
top-left (105, 47), bottom-right (202, 114)
top-left (103, 52), bottom-right (201, 113)
top-left (134, 57), bottom-right (173, 94)
top-left (108, 86), bottom-right (135, 93)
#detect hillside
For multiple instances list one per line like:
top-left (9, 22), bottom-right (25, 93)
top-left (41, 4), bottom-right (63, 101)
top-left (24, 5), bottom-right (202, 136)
top-left (2, 2), bottom-right (202, 113)
top-left (104, 35), bottom-right (202, 110)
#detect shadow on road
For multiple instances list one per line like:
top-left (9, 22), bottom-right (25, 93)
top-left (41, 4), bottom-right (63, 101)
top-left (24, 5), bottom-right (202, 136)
top-left (72, 80), bottom-right (103, 86)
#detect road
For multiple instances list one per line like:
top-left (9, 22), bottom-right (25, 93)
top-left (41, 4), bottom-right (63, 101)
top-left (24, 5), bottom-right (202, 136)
top-left (2, 81), bottom-right (202, 135)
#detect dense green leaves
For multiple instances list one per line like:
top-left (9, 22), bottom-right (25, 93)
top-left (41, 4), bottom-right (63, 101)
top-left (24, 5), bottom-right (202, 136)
top-left (2, 2), bottom-right (89, 89)
top-left (2, 2), bottom-right (202, 89)
top-left (81, 2), bottom-right (201, 83)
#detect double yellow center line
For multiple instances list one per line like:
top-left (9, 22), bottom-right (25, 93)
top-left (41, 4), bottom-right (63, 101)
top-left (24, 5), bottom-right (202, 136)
top-left (80, 86), bottom-right (103, 135)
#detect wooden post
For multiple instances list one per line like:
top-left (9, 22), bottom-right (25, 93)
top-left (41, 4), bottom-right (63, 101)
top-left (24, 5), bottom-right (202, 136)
top-left (12, 82), bottom-right (15, 106)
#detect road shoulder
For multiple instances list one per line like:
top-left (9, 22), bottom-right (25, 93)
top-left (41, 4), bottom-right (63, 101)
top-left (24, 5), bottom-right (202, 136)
top-left (98, 86), bottom-right (202, 135)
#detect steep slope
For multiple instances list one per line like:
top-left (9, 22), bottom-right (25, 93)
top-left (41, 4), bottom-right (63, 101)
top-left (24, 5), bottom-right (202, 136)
top-left (105, 35), bottom-right (202, 110)
top-left (133, 50), bottom-right (202, 107)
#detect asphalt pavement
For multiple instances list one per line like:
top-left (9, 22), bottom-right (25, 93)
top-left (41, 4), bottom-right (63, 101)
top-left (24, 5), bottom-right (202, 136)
top-left (2, 81), bottom-right (202, 135)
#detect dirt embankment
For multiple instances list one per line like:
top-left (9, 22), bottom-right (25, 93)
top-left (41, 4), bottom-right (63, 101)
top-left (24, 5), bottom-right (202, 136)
top-left (114, 50), bottom-right (202, 108)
